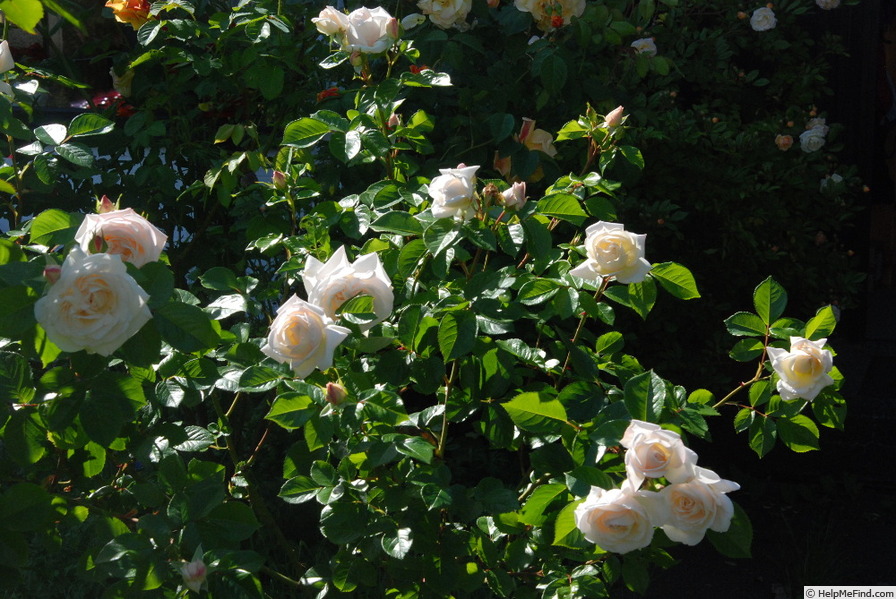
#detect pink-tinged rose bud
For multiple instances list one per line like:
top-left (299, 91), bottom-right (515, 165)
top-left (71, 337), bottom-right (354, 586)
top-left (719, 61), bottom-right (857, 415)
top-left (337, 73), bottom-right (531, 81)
top-left (350, 50), bottom-right (363, 68)
top-left (501, 181), bottom-right (527, 210)
top-left (181, 559), bottom-right (207, 593)
top-left (775, 134), bottom-right (793, 151)
top-left (97, 195), bottom-right (117, 214)
top-left (326, 382), bottom-right (348, 405)
top-left (272, 170), bottom-right (287, 190)
top-left (387, 113), bottom-right (400, 129)
top-left (43, 264), bottom-right (62, 285)
top-left (387, 17), bottom-right (399, 39)
top-left (604, 105), bottom-right (625, 129)
top-left (90, 233), bottom-right (106, 254)
top-left (518, 118), bottom-right (536, 144)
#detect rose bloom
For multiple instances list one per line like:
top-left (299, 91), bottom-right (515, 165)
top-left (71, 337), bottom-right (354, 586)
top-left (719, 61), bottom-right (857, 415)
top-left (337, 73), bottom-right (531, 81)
top-left (303, 246), bottom-right (394, 331)
top-left (262, 296), bottom-right (350, 378)
top-left (816, 0), bottom-right (840, 8)
top-left (806, 117), bottom-right (829, 135)
top-left (417, 0), bottom-right (472, 30)
top-left (630, 37), bottom-right (657, 56)
top-left (105, 0), bottom-right (151, 30)
top-left (766, 336), bottom-right (835, 401)
top-left (620, 420), bottom-right (698, 488)
top-left (74, 207), bottom-right (168, 268)
top-left (518, 118), bottom-right (558, 157)
top-left (749, 7), bottom-right (776, 31)
top-left (649, 467), bottom-right (740, 545)
top-left (343, 7), bottom-right (397, 54)
top-left (775, 134), bottom-right (793, 151)
top-left (34, 248), bottom-right (151, 356)
top-left (569, 221), bottom-right (652, 285)
top-left (428, 164), bottom-right (480, 220)
top-left (312, 6), bottom-right (349, 36)
top-left (180, 559), bottom-right (207, 593)
top-left (799, 126), bottom-right (827, 153)
top-left (500, 182), bottom-right (527, 210)
top-left (574, 485), bottom-right (656, 554)
top-left (0, 40), bottom-right (15, 73)
top-left (514, 0), bottom-right (585, 31)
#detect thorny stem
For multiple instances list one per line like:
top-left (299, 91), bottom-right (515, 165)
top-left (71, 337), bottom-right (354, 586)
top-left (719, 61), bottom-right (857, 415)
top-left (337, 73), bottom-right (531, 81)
top-left (436, 360), bottom-right (458, 458)
top-left (712, 330), bottom-right (771, 410)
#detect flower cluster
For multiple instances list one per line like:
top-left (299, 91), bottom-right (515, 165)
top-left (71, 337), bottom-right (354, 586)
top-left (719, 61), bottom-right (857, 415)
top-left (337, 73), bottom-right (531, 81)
top-left (800, 117), bottom-right (829, 153)
top-left (417, 0), bottom-right (472, 30)
top-left (312, 6), bottom-right (399, 54)
top-left (575, 420), bottom-right (740, 553)
top-left (767, 336), bottom-right (835, 401)
top-left (33, 199), bottom-right (166, 356)
top-left (514, 0), bottom-right (585, 32)
top-left (262, 247), bottom-right (394, 378)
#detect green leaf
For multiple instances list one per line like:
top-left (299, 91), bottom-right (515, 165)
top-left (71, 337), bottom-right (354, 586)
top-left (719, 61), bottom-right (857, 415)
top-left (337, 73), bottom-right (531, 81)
top-left (747, 416), bottom-right (776, 458)
top-left (539, 53), bottom-right (568, 95)
top-left (748, 380), bottom-right (772, 407)
top-left (381, 527), bottom-right (413, 559)
top-left (552, 501), bottom-right (589, 548)
top-left (0, 0), bottom-right (44, 33)
top-left (0, 483), bottom-right (57, 532)
top-left (265, 393), bottom-right (316, 430)
top-left (804, 305), bottom-right (837, 340)
top-left (282, 118), bottom-right (330, 148)
top-left (55, 142), bottom-right (95, 167)
top-left (517, 278), bottom-right (562, 306)
top-left (34, 124), bottom-right (67, 145)
top-left (0, 286), bottom-right (38, 338)
top-left (752, 277), bottom-right (787, 325)
top-left (729, 338), bottom-right (764, 362)
top-left (395, 435), bottom-right (435, 464)
top-left (68, 113), bottom-right (115, 137)
top-left (519, 483), bottom-right (566, 526)
top-left (776, 414), bottom-right (820, 452)
top-left (4, 410), bottom-right (46, 465)
top-left (595, 331), bottom-right (624, 355)
top-left (153, 302), bottom-right (221, 353)
top-left (650, 262), bottom-right (700, 300)
top-left (502, 391), bottom-right (568, 434)
top-left (80, 374), bottom-right (145, 447)
top-left (623, 370), bottom-right (666, 422)
top-left (707, 502), bottom-right (752, 558)
top-left (29, 208), bottom-right (81, 246)
top-left (618, 145), bottom-right (644, 170)
top-left (536, 193), bottom-right (588, 226)
top-left (724, 312), bottom-right (767, 337)
top-left (603, 278), bottom-right (656, 320)
top-left (370, 211), bottom-right (423, 236)
top-left (424, 219), bottom-right (460, 256)
top-left (812, 392), bottom-right (846, 430)
top-left (0, 351), bottom-right (35, 402)
top-left (278, 476), bottom-right (322, 504)
top-left (320, 503), bottom-right (368, 544)
top-left (438, 310), bottom-right (477, 360)
top-left (199, 266), bottom-right (240, 291)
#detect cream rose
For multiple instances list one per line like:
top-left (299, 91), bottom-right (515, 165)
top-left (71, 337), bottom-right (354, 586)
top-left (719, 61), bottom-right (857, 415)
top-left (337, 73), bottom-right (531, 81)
top-left (816, 0), bottom-right (840, 9)
top-left (652, 467), bottom-right (740, 545)
top-left (74, 207), bottom-right (167, 268)
top-left (262, 296), bottom-right (350, 378)
top-left (417, 0), bottom-right (472, 30)
top-left (574, 485), bottom-right (656, 554)
top-left (343, 7), bottom-right (396, 54)
top-left (630, 38), bottom-right (657, 56)
top-left (518, 118), bottom-right (558, 157)
top-left (620, 420), bottom-right (698, 488)
top-left (513, 0), bottom-right (585, 31)
top-left (604, 105), bottom-right (625, 129)
top-left (775, 134), bottom-right (793, 151)
top-left (312, 6), bottom-right (349, 36)
top-left (749, 7), bottom-right (776, 31)
top-left (766, 336), bottom-right (834, 401)
top-left (799, 127), bottom-right (826, 153)
top-left (428, 164), bottom-right (480, 220)
top-left (569, 221), bottom-right (652, 285)
top-left (34, 248), bottom-right (152, 356)
top-left (180, 559), bottom-right (207, 593)
top-left (303, 246), bottom-right (394, 331)
top-left (0, 40), bottom-right (15, 74)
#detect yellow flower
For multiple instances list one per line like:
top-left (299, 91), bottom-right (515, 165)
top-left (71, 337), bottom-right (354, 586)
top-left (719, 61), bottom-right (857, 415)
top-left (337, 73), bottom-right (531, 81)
top-left (105, 0), bottom-right (152, 30)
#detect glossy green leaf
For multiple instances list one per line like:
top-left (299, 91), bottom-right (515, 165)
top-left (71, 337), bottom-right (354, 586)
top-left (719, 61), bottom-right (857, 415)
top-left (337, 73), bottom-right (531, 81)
top-left (29, 209), bottom-right (81, 246)
top-left (381, 527), bottom-right (414, 559)
top-left (0, 0), bottom-right (44, 33)
top-left (265, 393), bottom-right (316, 430)
top-left (282, 117), bottom-right (330, 148)
top-left (502, 391), bottom-right (568, 434)
top-left (752, 277), bottom-right (787, 325)
top-left (804, 305), bottom-right (837, 340)
top-left (623, 370), bottom-right (666, 422)
top-left (370, 211), bottom-right (424, 236)
top-left (650, 262), bottom-right (700, 300)
top-left (776, 414), bottom-right (820, 452)
top-left (536, 193), bottom-right (588, 226)
top-left (724, 311), bottom-right (767, 337)
top-left (68, 113), bottom-right (115, 137)
top-left (153, 302), bottom-right (221, 353)
top-left (707, 502), bottom-right (752, 558)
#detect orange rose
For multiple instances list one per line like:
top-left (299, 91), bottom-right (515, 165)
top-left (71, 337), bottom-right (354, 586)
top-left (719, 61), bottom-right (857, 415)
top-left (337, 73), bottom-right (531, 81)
top-left (105, 0), bottom-right (151, 30)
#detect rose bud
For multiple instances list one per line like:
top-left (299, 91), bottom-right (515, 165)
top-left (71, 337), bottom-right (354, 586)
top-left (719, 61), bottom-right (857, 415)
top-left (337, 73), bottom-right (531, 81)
top-left (326, 382), bottom-right (348, 405)
top-left (97, 195), bottom-right (118, 214)
top-left (43, 264), bottom-right (62, 285)
top-left (272, 170), bottom-right (287, 190)
top-left (604, 105), bottom-right (625, 129)
top-left (181, 559), bottom-right (207, 593)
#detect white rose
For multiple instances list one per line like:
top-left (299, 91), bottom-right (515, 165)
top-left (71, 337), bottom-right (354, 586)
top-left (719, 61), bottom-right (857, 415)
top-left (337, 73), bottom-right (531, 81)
top-left (180, 559), bottom-right (207, 593)
top-left (651, 467), bottom-right (740, 545)
top-left (806, 117), bottom-right (829, 135)
top-left (630, 37), bottom-right (657, 56)
top-left (766, 336), bottom-right (834, 401)
top-left (312, 6), bottom-right (349, 36)
top-left (620, 420), bottom-right (698, 488)
top-left (74, 207), bottom-right (168, 268)
top-left (34, 248), bottom-right (152, 356)
top-left (799, 127), bottom-right (827, 153)
top-left (514, 0), bottom-right (584, 31)
top-left (500, 182), bottom-right (527, 210)
top-left (417, 0), bottom-right (472, 30)
top-left (574, 485), bottom-right (656, 554)
top-left (428, 164), bottom-right (480, 220)
top-left (0, 40), bottom-right (15, 73)
top-left (262, 296), bottom-right (350, 378)
top-left (303, 246), bottom-right (394, 331)
top-left (569, 221), bottom-right (652, 285)
top-left (749, 7), bottom-right (776, 31)
top-left (343, 7), bottom-right (396, 54)
top-left (815, 0), bottom-right (840, 9)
